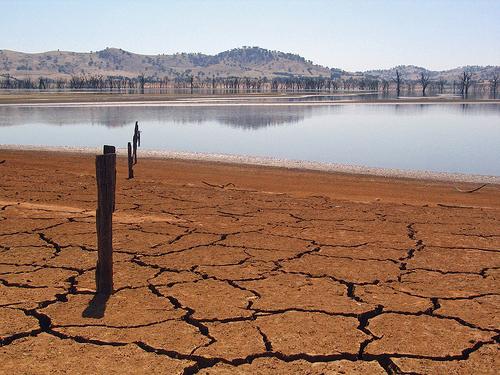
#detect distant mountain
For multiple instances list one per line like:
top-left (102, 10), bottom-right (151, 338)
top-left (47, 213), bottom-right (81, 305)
top-left (0, 46), bottom-right (497, 81)
top-left (0, 46), bottom-right (330, 79)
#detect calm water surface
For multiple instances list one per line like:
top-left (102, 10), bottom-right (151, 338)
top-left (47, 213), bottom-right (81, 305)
top-left (1, 103), bottom-right (499, 176)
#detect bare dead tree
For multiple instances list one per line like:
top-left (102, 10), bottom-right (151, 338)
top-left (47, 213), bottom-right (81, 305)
top-left (381, 79), bottom-right (389, 92)
top-left (490, 72), bottom-right (498, 98)
top-left (138, 74), bottom-right (145, 93)
top-left (419, 72), bottom-right (431, 96)
top-left (38, 77), bottom-right (47, 90)
top-left (437, 79), bottom-right (446, 94)
top-left (393, 70), bottom-right (402, 97)
top-left (331, 79), bottom-right (339, 91)
top-left (56, 78), bottom-right (65, 89)
top-left (459, 71), bottom-right (473, 98)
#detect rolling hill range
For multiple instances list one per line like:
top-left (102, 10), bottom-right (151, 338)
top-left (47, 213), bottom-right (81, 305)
top-left (0, 46), bottom-right (497, 82)
top-left (0, 47), bottom-right (330, 80)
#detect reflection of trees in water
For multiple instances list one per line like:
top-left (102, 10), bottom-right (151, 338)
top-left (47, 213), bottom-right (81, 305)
top-left (390, 103), bottom-right (500, 116)
top-left (457, 103), bottom-right (500, 115)
top-left (177, 106), bottom-right (317, 129)
top-left (0, 106), bottom-right (126, 127)
top-left (0, 105), bottom-right (323, 129)
top-left (0, 103), bottom-right (498, 129)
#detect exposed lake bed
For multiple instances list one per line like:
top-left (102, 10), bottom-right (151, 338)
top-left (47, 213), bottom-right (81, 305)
top-left (1, 149), bottom-right (499, 374)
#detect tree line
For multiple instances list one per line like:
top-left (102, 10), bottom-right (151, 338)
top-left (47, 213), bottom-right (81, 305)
top-left (0, 71), bottom-right (498, 97)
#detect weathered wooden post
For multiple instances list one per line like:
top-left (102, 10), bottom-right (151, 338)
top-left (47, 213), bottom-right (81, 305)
top-left (103, 145), bottom-right (116, 212)
top-left (103, 145), bottom-right (115, 154)
top-left (134, 121), bottom-right (140, 148)
top-left (133, 131), bottom-right (138, 165)
top-left (95, 149), bottom-right (116, 295)
top-left (127, 142), bottom-right (134, 179)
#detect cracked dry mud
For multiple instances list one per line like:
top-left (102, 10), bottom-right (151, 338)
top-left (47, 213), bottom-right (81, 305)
top-left (0, 150), bottom-right (499, 374)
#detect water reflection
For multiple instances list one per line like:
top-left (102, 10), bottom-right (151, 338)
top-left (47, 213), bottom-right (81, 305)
top-left (0, 104), bottom-right (498, 130)
top-left (287, 91), bottom-right (495, 101)
top-left (0, 105), bottom-right (320, 129)
top-left (0, 103), bottom-right (499, 176)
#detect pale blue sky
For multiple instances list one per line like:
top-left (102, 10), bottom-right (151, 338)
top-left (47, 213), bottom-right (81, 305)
top-left (1, 0), bottom-right (499, 71)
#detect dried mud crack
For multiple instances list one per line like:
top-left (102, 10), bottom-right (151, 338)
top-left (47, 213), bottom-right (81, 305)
top-left (0, 150), bottom-right (499, 374)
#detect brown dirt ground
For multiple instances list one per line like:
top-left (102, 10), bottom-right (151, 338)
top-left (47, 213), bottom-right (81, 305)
top-left (0, 149), bottom-right (499, 374)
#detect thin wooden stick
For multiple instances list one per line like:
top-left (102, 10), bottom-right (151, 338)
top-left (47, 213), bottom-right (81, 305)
top-left (454, 184), bottom-right (488, 193)
top-left (128, 142), bottom-right (134, 179)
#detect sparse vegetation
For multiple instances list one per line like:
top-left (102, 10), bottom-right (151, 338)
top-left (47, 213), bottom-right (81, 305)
top-left (419, 72), bottom-right (431, 96)
top-left (393, 70), bottom-right (403, 97)
top-left (489, 72), bottom-right (498, 98)
top-left (459, 70), bottom-right (473, 97)
top-left (0, 47), bottom-right (497, 96)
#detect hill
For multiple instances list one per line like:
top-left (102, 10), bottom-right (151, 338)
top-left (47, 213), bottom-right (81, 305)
top-left (0, 46), bottom-right (331, 80)
top-left (0, 47), bottom-right (497, 86)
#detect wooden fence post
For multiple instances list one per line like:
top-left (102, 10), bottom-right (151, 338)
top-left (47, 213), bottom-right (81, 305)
top-left (128, 142), bottom-right (134, 179)
top-left (133, 121), bottom-right (140, 161)
top-left (95, 151), bottom-right (116, 295)
top-left (133, 132), bottom-right (138, 165)
top-left (103, 145), bottom-right (115, 154)
top-left (134, 121), bottom-right (141, 147)
top-left (103, 145), bottom-right (116, 211)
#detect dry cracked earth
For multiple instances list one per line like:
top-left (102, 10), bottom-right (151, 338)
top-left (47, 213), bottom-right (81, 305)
top-left (0, 150), bottom-right (499, 374)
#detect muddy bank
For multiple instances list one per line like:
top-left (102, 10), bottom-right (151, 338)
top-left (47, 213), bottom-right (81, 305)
top-left (1, 146), bottom-right (498, 185)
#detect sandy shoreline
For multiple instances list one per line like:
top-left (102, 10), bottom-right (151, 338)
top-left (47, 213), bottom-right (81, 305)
top-left (1, 145), bottom-right (498, 185)
top-left (1, 99), bottom-right (499, 108)
top-left (0, 91), bottom-right (498, 105)
top-left (1, 148), bottom-right (499, 208)
top-left (2, 100), bottom-right (499, 108)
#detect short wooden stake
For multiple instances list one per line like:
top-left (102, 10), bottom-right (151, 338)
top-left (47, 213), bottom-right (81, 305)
top-left (127, 142), bottom-right (134, 179)
top-left (95, 152), bottom-right (116, 295)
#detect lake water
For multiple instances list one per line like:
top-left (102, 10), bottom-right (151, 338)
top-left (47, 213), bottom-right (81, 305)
top-left (1, 103), bottom-right (499, 176)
